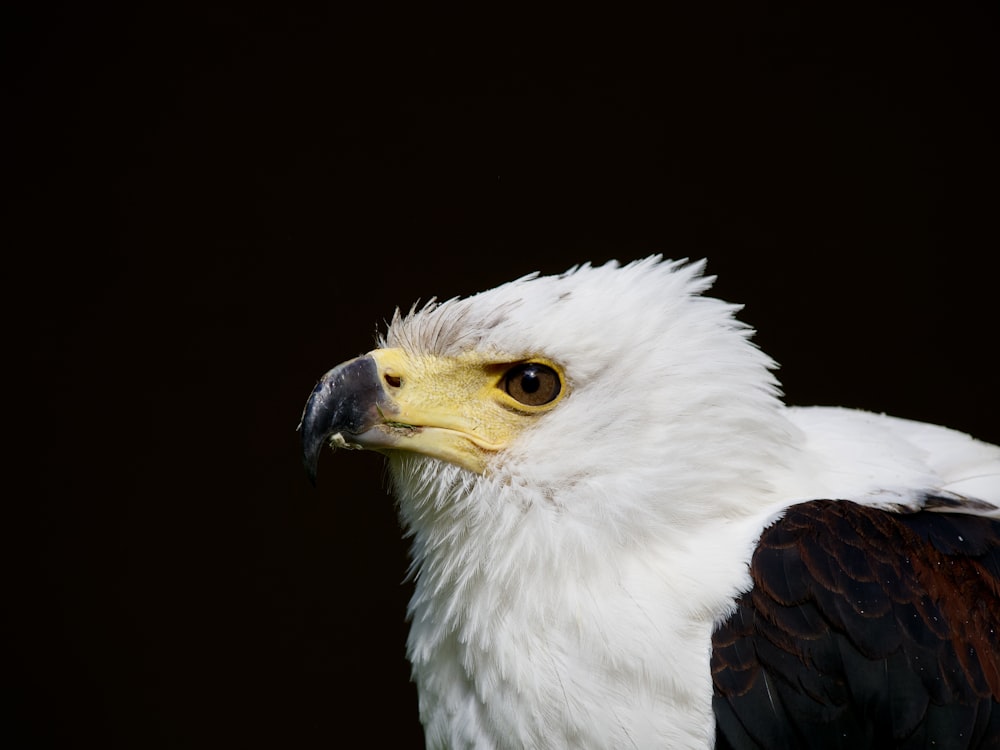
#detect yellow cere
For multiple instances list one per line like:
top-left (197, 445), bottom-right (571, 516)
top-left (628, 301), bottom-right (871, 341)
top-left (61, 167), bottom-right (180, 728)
top-left (367, 347), bottom-right (567, 474)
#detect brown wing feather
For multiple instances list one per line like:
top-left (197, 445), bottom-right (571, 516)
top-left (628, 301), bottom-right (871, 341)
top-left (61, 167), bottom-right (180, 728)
top-left (712, 499), bottom-right (1000, 750)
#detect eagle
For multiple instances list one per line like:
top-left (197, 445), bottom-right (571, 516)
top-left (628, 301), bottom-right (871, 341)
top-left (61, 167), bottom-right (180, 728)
top-left (299, 257), bottom-right (1000, 749)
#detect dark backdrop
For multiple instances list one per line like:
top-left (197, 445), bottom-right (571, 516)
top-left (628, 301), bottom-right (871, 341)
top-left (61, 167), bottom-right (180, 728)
top-left (9, 5), bottom-right (997, 748)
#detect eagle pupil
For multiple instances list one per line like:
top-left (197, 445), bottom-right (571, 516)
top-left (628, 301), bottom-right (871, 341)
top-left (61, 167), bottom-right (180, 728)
top-left (521, 371), bottom-right (540, 393)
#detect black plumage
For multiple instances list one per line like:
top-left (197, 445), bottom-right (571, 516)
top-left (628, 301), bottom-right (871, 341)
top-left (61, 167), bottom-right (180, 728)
top-left (712, 500), bottom-right (1000, 749)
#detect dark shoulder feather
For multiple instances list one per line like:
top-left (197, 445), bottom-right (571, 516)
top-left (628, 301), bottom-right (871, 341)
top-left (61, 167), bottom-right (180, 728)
top-left (711, 499), bottom-right (1000, 750)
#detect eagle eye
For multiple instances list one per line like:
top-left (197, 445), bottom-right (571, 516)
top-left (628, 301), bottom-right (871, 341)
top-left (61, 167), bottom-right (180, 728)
top-left (503, 362), bottom-right (561, 406)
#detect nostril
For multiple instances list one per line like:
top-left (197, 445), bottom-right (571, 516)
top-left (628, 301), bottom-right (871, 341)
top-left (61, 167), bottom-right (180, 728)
top-left (384, 373), bottom-right (402, 388)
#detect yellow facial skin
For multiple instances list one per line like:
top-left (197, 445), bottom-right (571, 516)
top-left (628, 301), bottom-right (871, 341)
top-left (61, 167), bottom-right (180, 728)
top-left (361, 347), bottom-right (567, 474)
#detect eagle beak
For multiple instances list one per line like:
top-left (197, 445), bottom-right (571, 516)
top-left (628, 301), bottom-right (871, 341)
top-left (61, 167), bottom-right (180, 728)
top-left (300, 348), bottom-right (554, 481)
top-left (298, 355), bottom-right (388, 485)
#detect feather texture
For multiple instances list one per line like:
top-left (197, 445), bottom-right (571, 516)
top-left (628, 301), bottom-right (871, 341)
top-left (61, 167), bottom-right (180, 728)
top-left (712, 500), bottom-right (1000, 749)
top-left (302, 257), bottom-right (1000, 749)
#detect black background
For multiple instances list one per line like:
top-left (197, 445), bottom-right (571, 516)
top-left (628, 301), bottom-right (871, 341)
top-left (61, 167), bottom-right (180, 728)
top-left (9, 4), bottom-right (997, 748)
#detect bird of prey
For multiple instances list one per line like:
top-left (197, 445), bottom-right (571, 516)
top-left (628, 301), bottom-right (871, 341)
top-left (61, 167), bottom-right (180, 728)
top-left (299, 257), bottom-right (1000, 749)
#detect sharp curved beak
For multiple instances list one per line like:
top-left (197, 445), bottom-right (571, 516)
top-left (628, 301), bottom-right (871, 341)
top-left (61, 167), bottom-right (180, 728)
top-left (297, 355), bottom-right (385, 485)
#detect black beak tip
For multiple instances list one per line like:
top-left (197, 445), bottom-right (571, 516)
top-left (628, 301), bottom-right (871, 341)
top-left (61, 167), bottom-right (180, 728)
top-left (298, 418), bottom-right (322, 488)
top-left (298, 356), bottom-right (382, 489)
